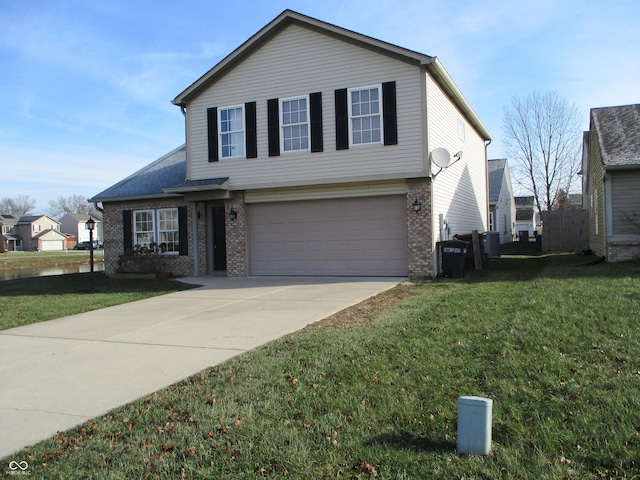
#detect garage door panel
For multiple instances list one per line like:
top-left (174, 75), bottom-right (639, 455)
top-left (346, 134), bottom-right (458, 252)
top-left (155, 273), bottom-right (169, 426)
top-left (248, 196), bottom-right (408, 276)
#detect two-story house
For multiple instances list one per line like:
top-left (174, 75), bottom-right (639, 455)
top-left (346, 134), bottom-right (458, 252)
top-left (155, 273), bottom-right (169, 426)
top-left (60, 212), bottom-right (103, 246)
top-left (0, 214), bottom-right (21, 251)
top-left (583, 103), bottom-right (640, 261)
top-left (488, 159), bottom-right (516, 244)
top-left (12, 215), bottom-right (65, 251)
top-left (91, 10), bottom-right (491, 279)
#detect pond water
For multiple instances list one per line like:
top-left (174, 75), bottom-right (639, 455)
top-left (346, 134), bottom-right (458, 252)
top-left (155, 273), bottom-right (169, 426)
top-left (0, 263), bottom-right (106, 281)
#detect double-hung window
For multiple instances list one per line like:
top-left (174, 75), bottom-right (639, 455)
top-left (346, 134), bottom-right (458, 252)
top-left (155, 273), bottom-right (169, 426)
top-left (349, 85), bottom-right (382, 146)
top-left (157, 208), bottom-right (179, 253)
top-left (280, 96), bottom-right (309, 152)
top-left (134, 210), bottom-right (155, 248)
top-left (133, 208), bottom-right (180, 254)
top-left (219, 105), bottom-right (245, 158)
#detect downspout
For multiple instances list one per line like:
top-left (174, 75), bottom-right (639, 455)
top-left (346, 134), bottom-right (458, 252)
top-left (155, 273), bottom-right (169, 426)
top-left (484, 139), bottom-right (492, 232)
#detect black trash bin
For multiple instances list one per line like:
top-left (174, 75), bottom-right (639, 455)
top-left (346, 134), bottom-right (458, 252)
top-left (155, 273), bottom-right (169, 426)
top-left (439, 240), bottom-right (469, 278)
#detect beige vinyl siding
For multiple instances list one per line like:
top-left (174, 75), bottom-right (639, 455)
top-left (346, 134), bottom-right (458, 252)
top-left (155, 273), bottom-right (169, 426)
top-left (610, 170), bottom-right (640, 235)
top-left (186, 23), bottom-right (425, 188)
top-left (426, 73), bottom-right (487, 245)
top-left (244, 179), bottom-right (407, 203)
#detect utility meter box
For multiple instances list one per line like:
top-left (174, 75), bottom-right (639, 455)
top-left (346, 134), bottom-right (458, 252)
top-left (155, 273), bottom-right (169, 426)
top-left (457, 396), bottom-right (493, 456)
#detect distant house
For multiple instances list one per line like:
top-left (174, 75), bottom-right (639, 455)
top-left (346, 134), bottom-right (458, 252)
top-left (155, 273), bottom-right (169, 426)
top-left (488, 159), bottom-right (516, 243)
top-left (583, 103), bottom-right (640, 261)
top-left (0, 215), bottom-right (65, 251)
top-left (514, 196), bottom-right (540, 238)
top-left (60, 212), bottom-right (103, 246)
top-left (91, 10), bottom-right (492, 279)
top-left (0, 214), bottom-right (21, 251)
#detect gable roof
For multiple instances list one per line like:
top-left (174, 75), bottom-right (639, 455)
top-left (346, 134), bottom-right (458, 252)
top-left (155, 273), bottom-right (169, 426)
top-left (17, 215), bottom-right (60, 225)
top-left (172, 9), bottom-right (491, 141)
top-left (487, 159), bottom-right (507, 203)
top-left (591, 103), bottom-right (640, 168)
top-left (90, 145), bottom-right (188, 202)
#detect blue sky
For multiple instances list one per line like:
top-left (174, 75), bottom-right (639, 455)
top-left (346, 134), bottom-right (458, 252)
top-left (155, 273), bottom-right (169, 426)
top-left (1, 0), bottom-right (639, 212)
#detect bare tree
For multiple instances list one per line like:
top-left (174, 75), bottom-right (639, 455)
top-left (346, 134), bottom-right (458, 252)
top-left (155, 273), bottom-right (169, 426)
top-left (48, 194), bottom-right (91, 219)
top-left (0, 195), bottom-right (36, 215)
top-left (503, 91), bottom-right (582, 212)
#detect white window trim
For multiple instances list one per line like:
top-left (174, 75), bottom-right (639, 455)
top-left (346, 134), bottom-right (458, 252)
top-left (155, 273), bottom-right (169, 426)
top-left (279, 95), bottom-right (310, 153)
top-left (218, 104), bottom-right (245, 159)
top-left (347, 84), bottom-right (383, 147)
top-left (157, 208), bottom-right (180, 255)
top-left (133, 208), bottom-right (181, 255)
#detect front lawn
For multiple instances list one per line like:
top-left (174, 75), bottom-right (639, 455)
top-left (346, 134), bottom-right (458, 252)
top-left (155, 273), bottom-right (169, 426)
top-left (0, 273), bottom-right (197, 331)
top-left (0, 250), bottom-right (104, 269)
top-left (12, 254), bottom-right (640, 478)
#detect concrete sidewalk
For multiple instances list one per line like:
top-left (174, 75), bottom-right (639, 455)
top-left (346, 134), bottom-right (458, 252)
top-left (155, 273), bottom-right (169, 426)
top-left (0, 276), bottom-right (401, 460)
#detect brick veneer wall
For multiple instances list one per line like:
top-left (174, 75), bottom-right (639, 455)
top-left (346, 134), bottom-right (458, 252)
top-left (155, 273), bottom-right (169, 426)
top-left (225, 194), bottom-right (248, 277)
top-left (407, 178), bottom-right (434, 279)
top-left (607, 238), bottom-right (640, 262)
top-left (102, 199), bottom-right (195, 277)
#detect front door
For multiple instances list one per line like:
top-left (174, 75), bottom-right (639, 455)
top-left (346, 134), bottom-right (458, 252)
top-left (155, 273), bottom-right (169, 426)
top-left (212, 207), bottom-right (227, 271)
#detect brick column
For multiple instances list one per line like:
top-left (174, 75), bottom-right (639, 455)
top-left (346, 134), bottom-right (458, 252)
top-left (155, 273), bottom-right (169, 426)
top-left (407, 178), bottom-right (434, 279)
top-left (225, 194), bottom-right (248, 277)
top-left (196, 202), bottom-right (207, 276)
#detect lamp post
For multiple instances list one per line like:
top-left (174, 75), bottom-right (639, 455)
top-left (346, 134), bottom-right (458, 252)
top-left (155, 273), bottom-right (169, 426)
top-left (85, 217), bottom-right (95, 292)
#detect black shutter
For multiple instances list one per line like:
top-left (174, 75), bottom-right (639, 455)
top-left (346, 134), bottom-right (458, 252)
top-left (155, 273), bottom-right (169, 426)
top-left (309, 92), bottom-right (323, 153)
top-left (123, 210), bottom-right (132, 252)
top-left (382, 81), bottom-right (398, 145)
top-left (207, 107), bottom-right (219, 162)
top-left (267, 98), bottom-right (280, 157)
top-left (245, 102), bottom-right (257, 158)
top-left (334, 88), bottom-right (349, 150)
top-left (178, 206), bottom-right (188, 256)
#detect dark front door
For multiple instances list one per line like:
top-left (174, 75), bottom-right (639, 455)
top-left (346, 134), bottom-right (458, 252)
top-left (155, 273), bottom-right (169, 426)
top-left (212, 207), bottom-right (227, 271)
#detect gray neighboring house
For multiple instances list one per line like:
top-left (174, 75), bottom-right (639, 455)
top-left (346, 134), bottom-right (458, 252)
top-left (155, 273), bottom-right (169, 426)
top-left (0, 214), bottom-right (21, 251)
top-left (60, 212), bottom-right (104, 246)
top-left (583, 103), bottom-right (640, 261)
top-left (488, 159), bottom-right (516, 244)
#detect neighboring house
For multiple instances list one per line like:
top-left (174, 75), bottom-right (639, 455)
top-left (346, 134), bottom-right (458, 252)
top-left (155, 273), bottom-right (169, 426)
top-left (91, 10), bottom-right (492, 279)
top-left (3, 215), bottom-right (65, 251)
top-left (60, 212), bottom-right (104, 245)
top-left (487, 159), bottom-right (516, 243)
top-left (583, 103), bottom-right (640, 261)
top-left (514, 196), bottom-right (540, 238)
top-left (0, 214), bottom-right (21, 251)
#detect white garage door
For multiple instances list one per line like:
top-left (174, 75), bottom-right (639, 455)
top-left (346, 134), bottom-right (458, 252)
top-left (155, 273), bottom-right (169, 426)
top-left (248, 196), bottom-right (408, 276)
top-left (40, 240), bottom-right (64, 251)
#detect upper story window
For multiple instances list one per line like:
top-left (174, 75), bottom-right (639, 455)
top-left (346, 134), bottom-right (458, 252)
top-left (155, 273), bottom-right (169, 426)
top-left (33, 224), bottom-right (41, 233)
top-left (349, 85), bottom-right (382, 146)
top-left (219, 105), bottom-right (245, 158)
top-left (280, 96), bottom-right (309, 152)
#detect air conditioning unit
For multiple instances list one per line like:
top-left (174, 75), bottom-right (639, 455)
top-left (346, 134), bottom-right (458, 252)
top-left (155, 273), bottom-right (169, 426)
top-left (485, 231), bottom-right (501, 260)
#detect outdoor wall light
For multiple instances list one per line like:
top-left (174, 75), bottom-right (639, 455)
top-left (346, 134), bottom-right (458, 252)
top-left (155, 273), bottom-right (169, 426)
top-left (413, 199), bottom-right (422, 213)
top-left (228, 210), bottom-right (238, 221)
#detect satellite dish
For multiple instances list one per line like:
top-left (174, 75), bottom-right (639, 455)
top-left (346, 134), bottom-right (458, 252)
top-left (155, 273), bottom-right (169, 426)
top-left (430, 148), bottom-right (451, 169)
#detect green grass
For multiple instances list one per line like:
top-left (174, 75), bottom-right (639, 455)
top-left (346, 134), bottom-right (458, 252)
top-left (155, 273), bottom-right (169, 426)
top-left (0, 250), bottom-right (105, 269)
top-left (0, 273), bottom-right (197, 331)
top-left (11, 254), bottom-right (640, 479)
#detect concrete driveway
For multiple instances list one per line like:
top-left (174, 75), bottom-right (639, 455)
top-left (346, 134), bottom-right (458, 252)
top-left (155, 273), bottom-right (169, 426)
top-left (0, 276), bottom-right (401, 460)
